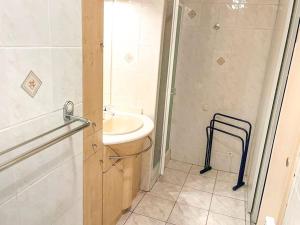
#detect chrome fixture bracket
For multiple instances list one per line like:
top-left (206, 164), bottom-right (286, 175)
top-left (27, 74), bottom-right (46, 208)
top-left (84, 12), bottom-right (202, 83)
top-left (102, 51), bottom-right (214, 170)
top-left (63, 100), bottom-right (74, 121)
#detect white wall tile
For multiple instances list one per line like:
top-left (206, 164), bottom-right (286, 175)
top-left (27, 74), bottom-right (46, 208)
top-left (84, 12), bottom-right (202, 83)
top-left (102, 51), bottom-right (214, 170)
top-left (0, 1), bottom-right (83, 223)
top-left (52, 48), bottom-right (83, 108)
top-left (49, 0), bottom-right (82, 46)
top-left (0, 0), bottom-right (50, 46)
top-left (0, 166), bottom-right (17, 205)
top-left (256, 5), bottom-right (278, 29)
top-left (236, 4), bottom-right (258, 29)
top-left (0, 48), bottom-right (53, 130)
top-left (0, 196), bottom-right (20, 225)
top-left (199, 3), bottom-right (220, 29)
top-left (182, 2), bottom-right (202, 27)
top-left (53, 198), bottom-right (83, 225)
top-left (105, 0), bottom-right (164, 119)
top-left (16, 154), bottom-right (83, 225)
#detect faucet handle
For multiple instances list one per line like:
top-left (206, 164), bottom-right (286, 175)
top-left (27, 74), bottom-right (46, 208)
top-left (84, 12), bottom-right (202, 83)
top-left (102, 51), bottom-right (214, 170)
top-left (103, 104), bottom-right (114, 111)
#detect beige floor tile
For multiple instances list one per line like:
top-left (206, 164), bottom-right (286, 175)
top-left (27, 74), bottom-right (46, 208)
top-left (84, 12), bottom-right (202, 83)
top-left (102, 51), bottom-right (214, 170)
top-left (177, 187), bottom-right (212, 210)
top-left (125, 213), bottom-right (166, 225)
top-left (159, 168), bottom-right (188, 186)
top-left (217, 171), bottom-right (238, 183)
top-left (214, 180), bottom-right (246, 200)
top-left (168, 203), bottom-right (208, 225)
top-left (207, 212), bottom-right (245, 225)
top-left (130, 191), bottom-right (146, 211)
top-left (184, 174), bottom-right (215, 193)
top-left (210, 195), bottom-right (245, 220)
top-left (166, 160), bottom-right (192, 173)
top-left (134, 193), bottom-right (175, 221)
top-left (117, 211), bottom-right (132, 225)
top-left (189, 165), bottom-right (218, 179)
top-left (150, 181), bottom-right (181, 201)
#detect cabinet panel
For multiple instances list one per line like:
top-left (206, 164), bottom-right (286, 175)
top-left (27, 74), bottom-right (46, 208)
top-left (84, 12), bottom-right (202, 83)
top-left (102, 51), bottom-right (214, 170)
top-left (103, 161), bottom-right (124, 225)
top-left (84, 151), bottom-right (103, 225)
top-left (84, 131), bottom-right (102, 160)
top-left (84, 110), bottom-right (102, 138)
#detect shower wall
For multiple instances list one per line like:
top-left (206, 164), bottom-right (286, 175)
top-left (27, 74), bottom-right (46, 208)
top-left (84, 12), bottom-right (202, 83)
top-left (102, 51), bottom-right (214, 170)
top-left (170, 0), bottom-right (278, 173)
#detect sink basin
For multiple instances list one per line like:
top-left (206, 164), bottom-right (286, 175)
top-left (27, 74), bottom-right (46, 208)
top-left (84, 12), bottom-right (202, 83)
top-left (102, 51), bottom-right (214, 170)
top-left (103, 115), bottom-right (144, 135)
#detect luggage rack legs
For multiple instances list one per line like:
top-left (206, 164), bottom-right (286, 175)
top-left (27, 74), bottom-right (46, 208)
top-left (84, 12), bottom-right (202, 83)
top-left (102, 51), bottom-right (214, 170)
top-left (200, 113), bottom-right (252, 191)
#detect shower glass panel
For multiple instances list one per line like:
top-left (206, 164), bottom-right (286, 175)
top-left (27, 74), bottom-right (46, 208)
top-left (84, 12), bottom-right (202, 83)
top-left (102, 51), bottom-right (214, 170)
top-left (165, 5), bottom-right (182, 153)
top-left (153, 0), bottom-right (175, 168)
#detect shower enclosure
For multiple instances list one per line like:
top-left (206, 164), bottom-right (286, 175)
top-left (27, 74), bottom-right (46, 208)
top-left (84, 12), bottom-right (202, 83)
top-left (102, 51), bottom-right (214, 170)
top-left (154, 0), bottom-right (295, 223)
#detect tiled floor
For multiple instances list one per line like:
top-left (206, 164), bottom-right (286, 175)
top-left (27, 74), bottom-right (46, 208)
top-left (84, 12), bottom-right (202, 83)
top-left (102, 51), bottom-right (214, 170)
top-left (117, 160), bottom-right (250, 225)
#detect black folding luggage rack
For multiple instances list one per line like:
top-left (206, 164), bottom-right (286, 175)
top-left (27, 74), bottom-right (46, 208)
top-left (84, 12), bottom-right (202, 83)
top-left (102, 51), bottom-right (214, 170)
top-left (200, 113), bottom-right (252, 191)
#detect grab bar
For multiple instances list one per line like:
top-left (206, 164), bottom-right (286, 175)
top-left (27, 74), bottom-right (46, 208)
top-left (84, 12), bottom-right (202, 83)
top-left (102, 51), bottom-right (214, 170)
top-left (0, 101), bottom-right (90, 172)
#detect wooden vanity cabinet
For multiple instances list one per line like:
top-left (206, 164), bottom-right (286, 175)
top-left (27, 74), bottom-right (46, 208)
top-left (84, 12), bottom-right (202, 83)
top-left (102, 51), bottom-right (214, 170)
top-left (84, 151), bottom-right (103, 225)
top-left (103, 160), bottom-right (124, 225)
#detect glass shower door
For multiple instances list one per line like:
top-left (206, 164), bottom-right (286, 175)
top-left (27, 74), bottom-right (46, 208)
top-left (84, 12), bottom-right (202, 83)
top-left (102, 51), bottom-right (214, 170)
top-left (165, 5), bottom-right (182, 153)
top-left (152, 1), bottom-right (183, 174)
top-left (153, 0), bottom-right (175, 169)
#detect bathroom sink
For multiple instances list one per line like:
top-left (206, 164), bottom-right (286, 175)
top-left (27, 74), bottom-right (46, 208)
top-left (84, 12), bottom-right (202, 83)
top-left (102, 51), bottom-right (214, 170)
top-left (103, 115), bottom-right (144, 135)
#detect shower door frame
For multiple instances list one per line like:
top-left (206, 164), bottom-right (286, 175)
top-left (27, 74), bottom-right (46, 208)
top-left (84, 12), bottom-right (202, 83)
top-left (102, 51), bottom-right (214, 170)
top-left (159, 0), bottom-right (182, 174)
top-left (250, 0), bottom-right (300, 223)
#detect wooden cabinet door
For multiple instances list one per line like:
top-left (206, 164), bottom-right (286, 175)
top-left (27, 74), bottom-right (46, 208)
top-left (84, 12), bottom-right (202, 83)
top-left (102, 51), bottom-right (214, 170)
top-left (103, 161), bottom-right (124, 225)
top-left (84, 151), bottom-right (103, 225)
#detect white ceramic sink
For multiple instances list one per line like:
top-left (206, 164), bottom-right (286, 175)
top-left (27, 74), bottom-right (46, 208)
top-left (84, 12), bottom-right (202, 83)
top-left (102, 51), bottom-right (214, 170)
top-left (102, 111), bottom-right (154, 145)
top-left (103, 114), bottom-right (144, 135)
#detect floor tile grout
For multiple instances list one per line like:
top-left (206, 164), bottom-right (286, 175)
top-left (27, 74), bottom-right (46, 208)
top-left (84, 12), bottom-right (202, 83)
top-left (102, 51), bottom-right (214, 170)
top-left (123, 162), bottom-right (248, 225)
top-left (130, 191), bottom-right (146, 213)
top-left (121, 211), bottom-right (132, 225)
top-left (212, 193), bottom-right (247, 202)
top-left (205, 170), bottom-right (218, 225)
top-left (165, 164), bottom-right (192, 223)
top-left (132, 211), bottom-right (169, 223)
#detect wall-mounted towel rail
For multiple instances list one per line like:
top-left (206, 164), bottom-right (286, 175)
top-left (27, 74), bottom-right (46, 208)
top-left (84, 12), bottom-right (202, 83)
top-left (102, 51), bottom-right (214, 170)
top-left (0, 101), bottom-right (90, 172)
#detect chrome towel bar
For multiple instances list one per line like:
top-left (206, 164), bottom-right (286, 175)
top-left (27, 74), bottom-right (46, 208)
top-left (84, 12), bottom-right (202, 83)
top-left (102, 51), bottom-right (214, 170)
top-left (0, 101), bottom-right (90, 172)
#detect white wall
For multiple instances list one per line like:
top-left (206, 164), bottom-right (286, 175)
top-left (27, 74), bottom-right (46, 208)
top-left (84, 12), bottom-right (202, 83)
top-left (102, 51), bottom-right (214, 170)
top-left (104, 0), bottom-right (165, 119)
top-left (169, 0), bottom-right (278, 173)
top-left (0, 0), bottom-right (83, 224)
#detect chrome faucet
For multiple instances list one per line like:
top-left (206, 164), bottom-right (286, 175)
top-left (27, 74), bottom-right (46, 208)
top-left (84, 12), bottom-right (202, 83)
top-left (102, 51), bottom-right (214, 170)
top-left (103, 105), bottom-right (115, 116)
